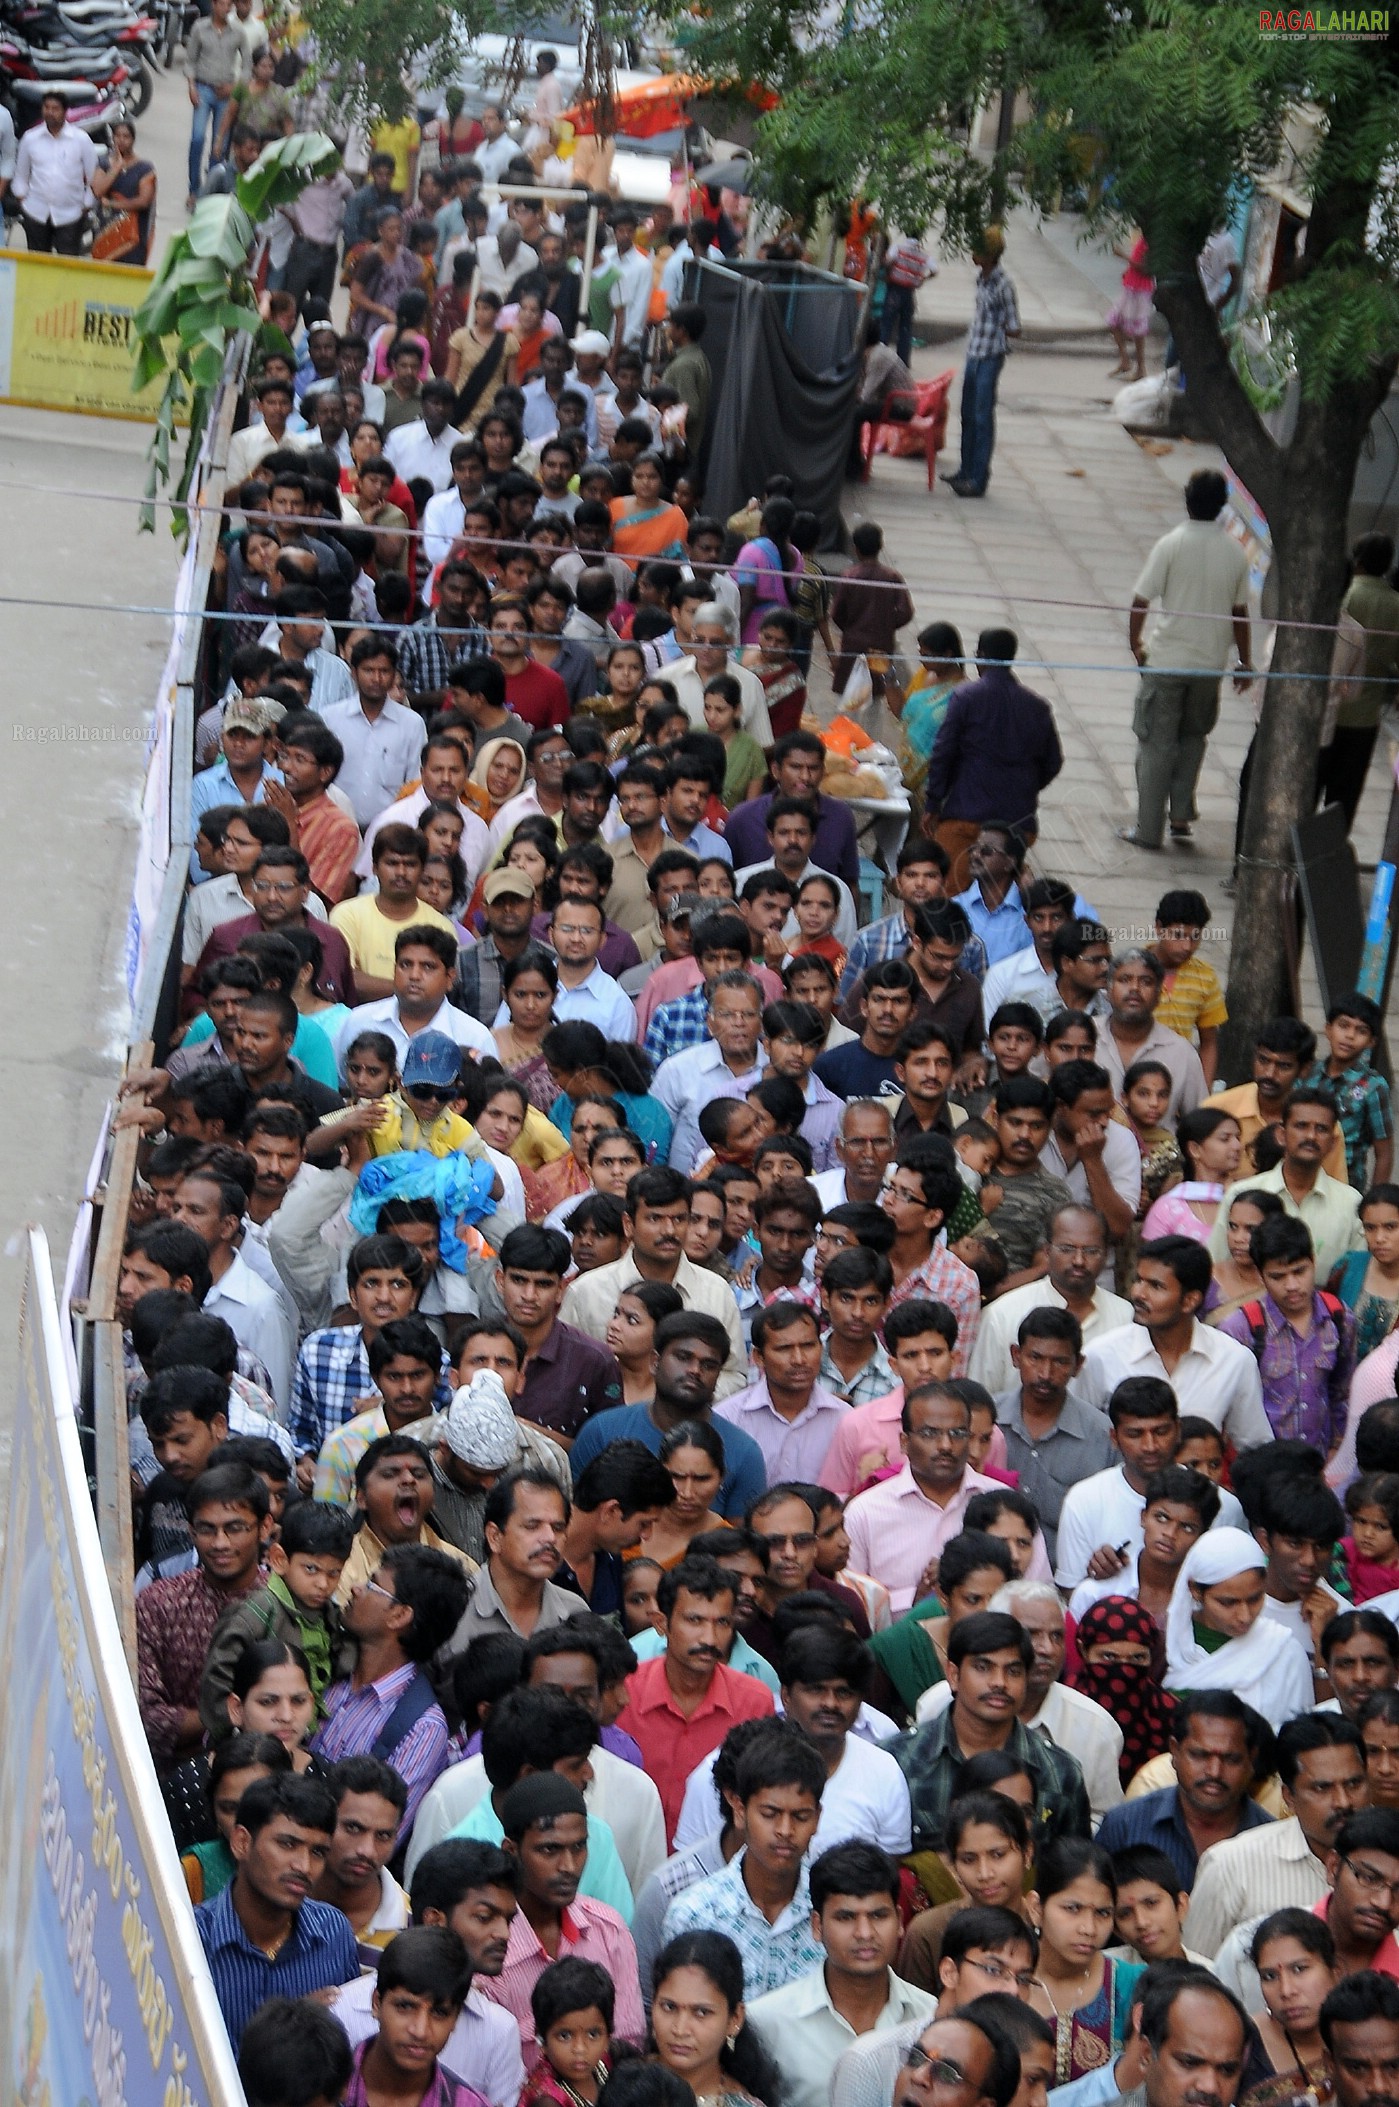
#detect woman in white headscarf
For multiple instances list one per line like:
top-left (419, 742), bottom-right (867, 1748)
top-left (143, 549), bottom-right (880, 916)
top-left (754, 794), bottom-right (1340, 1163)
top-left (1163, 1527), bottom-right (1314, 1731)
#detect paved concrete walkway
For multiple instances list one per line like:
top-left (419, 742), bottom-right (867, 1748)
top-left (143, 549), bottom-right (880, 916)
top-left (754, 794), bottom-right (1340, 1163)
top-left (852, 219), bottom-right (1394, 1037)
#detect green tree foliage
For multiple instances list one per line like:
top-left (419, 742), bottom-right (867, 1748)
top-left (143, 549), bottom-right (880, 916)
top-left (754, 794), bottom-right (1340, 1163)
top-left (133, 131), bottom-right (341, 532)
top-left (681, 0), bottom-right (1399, 1033)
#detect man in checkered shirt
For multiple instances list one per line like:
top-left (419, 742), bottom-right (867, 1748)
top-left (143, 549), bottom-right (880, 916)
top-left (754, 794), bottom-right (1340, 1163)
top-left (944, 226), bottom-right (1020, 498)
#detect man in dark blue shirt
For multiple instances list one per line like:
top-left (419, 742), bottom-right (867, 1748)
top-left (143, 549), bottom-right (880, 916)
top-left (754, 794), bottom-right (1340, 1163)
top-left (196, 1771), bottom-right (359, 2047)
top-left (556, 1442), bottom-right (677, 1615)
top-left (813, 960), bottom-right (919, 1101)
top-left (1096, 1691), bottom-right (1273, 1890)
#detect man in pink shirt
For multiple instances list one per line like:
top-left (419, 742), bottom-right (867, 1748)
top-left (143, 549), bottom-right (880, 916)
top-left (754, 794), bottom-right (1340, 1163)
top-left (486, 1773), bottom-right (644, 2069)
top-left (820, 1299), bottom-right (959, 1499)
top-left (615, 1551), bottom-right (775, 1844)
top-left (843, 1382), bottom-right (1005, 1612)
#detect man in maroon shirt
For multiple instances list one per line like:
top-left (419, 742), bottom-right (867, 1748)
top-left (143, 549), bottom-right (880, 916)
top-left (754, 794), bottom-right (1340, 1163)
top-left (489, 597), bottom-right (569, 731)
top-left (615, 1551), bottom-right (775, 1845)
top-left (136, 1460), bottom-right (268, 1774)
top-left (193, 845), bottom-right (356, 1005)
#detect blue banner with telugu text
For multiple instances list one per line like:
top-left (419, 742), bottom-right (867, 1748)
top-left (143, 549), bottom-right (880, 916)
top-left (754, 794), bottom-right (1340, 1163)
top-left (0, 1232), bottom-right (242, 2107)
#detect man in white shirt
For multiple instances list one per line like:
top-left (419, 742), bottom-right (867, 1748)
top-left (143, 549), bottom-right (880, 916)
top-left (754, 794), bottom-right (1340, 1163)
top-left (666, 603), bottom-right (776, 745)
top-left (546, 895), bottom-right (637, 1042)
top-left (386, 381), bottom-right (461, 493)
top-left (1093, 951), bottom-right (1206, 1131)
top-left (747, 1843), bottom-right (937, 2107)
top-left (654, 974), bottom-right (768, 1172)
top-left (1076, 1234), bottom-right (1272, 1451)
top-left (1055, 1376), bottom-right (1244, 1591)
top-left (675, 1626), bottom-right (912, 1857)
top-left (173, 1167), bottom-right (295, 1413)
top-left (969, 1204), bottom-right (1132, 1396)
top-left (472, 104), bottom-right (518, 185)
top-left (12, 90), bottom-right (98, 251)
top-left (337, 948), bottom-right (495, 1070)
top-left (225, 376), bottom-right (310, 488)
top-left (605, 206), bottom-right (654, 354)
top-left (914, 1579), bottom-right (1125, 1828)
top-left (355, 735), bottom-right (491, 891)
top-left (1121, 469), bottom-right (1252, 851)
top-left (320, 635), bottom-right (427, 829)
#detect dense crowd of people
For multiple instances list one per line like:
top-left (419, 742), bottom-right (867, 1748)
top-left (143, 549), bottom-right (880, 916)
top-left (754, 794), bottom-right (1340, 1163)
top-left (83, 70), bottom-right (1399, 2107)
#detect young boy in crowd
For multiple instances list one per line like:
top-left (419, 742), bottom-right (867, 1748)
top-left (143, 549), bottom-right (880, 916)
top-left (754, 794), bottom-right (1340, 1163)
top-left (1174, 1415), bottom-right (1227, 1485)
top-left (818, 1246), bottom-right (895, 1406)
top-left (1217, 1214), bottom-right (1356, 1451)
top-left (1149, 889), bottom-right (1227, 1088)
top-left (200, 1498), bottom-right (358, 1738)
top-left (694, 1096), bottom-right (762, 1173)
top-left (346, 1926), bottom-right (480, 2107)
top-left (959, 1006), bottom-right (1043, 1121)
top-left (1107, 1844), bottom-right (1205, 1965)
top-left (1303, 991), bottom-right (1394, 1191)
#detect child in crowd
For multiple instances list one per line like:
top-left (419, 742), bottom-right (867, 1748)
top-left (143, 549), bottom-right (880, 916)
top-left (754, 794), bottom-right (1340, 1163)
top-left (1119, 1059), bottom-right (1183, 1213)
top-left (948, 1117), bottom-right (1000, 1241)
top-left (1174, 1416), bottom-right (1227, 1484)
top-left (1149, 889), bottom-right (1227, 1088)
top-left (960, 1004), bottom-right (1043, 1120)
top-left (693, 1097), bottom-right (763, 1175)
top-left (789, 874), bottom-right (847, 980)
top-left (522, 1958), bottom-right (615, 2107)
top-left (1342, 1472), bottom-right (1399, 1603)
top-left (1303, 990), bottom-right (1394, 1191)
top-left (1107, 1845), bottom-right (1198, 1966)
top-left (1217, 1213), bottom-right (1356, 1448)
top-left (200, 1499), bottom-right (357, 1737)
top-left (704, 675), bottom-right (767, 806)
top-left (951, 1229), bottom-right (1009, 1301)
top-left (829, 520), bottom-right (914, 699)
top-left (620, 1556), bottom-right (663, 1637)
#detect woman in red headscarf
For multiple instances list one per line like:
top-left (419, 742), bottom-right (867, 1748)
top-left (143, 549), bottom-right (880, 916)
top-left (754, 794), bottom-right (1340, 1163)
top-left (1070, 1596), bottom-right (1179, 1788)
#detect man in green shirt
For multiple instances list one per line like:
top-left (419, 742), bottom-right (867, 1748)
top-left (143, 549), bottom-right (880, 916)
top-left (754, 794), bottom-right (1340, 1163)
top-left (663, 302), bottom-right (713, 464)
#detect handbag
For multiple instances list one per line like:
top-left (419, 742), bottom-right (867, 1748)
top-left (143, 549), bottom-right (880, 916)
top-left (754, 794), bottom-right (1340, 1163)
top-left (91, 205), bottom-right (141, 262)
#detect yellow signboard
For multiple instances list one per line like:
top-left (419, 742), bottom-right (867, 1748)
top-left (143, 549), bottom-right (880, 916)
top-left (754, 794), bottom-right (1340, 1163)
top-left (0, 246), bottom-right (168, 421)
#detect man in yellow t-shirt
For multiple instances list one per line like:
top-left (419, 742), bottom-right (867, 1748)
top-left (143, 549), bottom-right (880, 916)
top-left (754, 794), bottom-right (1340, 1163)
top-left (370, 115), bottom-right (421, 202)
top-left (330, 823), bottom-right (458, 996)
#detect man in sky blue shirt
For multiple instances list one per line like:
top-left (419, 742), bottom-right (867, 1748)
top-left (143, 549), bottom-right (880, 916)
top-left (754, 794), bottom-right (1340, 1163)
top-left (188, 697), bottom-right (282, 882)
top-left (954, 823), bottom-right (1035, 967)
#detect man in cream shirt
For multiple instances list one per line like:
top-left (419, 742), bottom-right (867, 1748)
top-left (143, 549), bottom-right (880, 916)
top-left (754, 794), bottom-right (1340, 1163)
top-left (969, 1204), bottom-right (1131, 1396)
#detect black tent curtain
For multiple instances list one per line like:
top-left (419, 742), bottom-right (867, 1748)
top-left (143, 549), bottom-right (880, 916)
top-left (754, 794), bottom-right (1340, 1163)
top-left (684, 257), bottom-right (865, 536)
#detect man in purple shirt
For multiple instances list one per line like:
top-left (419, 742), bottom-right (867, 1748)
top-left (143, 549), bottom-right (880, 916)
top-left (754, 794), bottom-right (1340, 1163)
top-left (493, 1224), bottom-right (625, 1440)
top-left (924, 628), bottom-right (1063, 887)
top-left (312, 1543), bottom-right (472, 1827)
top-left (716, 1299), bottom-right (847, 1482)
top-left (1217, 1212), bottom-right (1355, 1450)
top-left (722, 729), bottom-right (860, 893)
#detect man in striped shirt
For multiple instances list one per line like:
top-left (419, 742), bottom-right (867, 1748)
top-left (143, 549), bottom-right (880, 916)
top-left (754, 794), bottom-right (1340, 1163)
top-left (944, 228), bottom-right (1020, 498)
top-left (311, 1542), bottom-right (471, 1827)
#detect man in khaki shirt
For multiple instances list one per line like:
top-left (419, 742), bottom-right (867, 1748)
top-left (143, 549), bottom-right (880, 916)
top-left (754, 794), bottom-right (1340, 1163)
top-left (1207, 1017), bottom-right (1348, 1181)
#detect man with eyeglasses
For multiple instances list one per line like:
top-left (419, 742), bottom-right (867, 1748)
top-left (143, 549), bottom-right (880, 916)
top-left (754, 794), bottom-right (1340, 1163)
top-left (877, 2013), bottom-right (1021, 2107)
top-left (548, 893), bottom-right (637, 1042)
top-left (191, 845), bottom-right (356, 1006)
top-left (814, 1099), bottom-right (898, 1212)
top-left (968, 1206), bottom-right (1131, 1399)
top-left (136, 1460), bottom-right (268, 1774)
top-left (742, 1485), bottom-right (872, 1659)
top-left (1215, 1807), bottom-right (1399, 2004)
top-left (935, 1905), bottom-right (1037, 2012)
top-left (843, 1382), bottom-right (1005, 1614)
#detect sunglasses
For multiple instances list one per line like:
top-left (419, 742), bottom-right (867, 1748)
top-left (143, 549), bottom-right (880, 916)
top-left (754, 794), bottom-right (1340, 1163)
top-left (407, 1083), bottom-right (457, 1102)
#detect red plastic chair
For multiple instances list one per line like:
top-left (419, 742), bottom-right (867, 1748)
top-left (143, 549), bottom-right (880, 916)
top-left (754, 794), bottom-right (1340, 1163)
top-left (861, 371), bottom-right (956, 488)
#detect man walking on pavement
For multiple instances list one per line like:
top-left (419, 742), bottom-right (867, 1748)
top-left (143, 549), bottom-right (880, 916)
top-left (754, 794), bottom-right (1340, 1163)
top-left (183, 0), bottom-right (243, 208)
top-left (1119, 470), bottom-right (1252, 850)
top-left (944, 227), bottom-right (1019, 498)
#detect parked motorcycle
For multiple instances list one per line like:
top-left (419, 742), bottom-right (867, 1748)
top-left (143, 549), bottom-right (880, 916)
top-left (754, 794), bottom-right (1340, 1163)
top-left (0, 34), bottom-right (130, 135)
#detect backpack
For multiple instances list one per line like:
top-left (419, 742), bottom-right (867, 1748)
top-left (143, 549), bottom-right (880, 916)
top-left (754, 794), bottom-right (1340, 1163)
top-left (1239, 1293), bottom-right (1344, 1353)
top-left (370, 1669), bottom-right (439, 1763)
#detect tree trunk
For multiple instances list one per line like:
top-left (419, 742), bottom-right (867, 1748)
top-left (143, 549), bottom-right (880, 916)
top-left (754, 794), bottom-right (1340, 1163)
top-left (1151, 265), bottom-right (1397, 1071)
